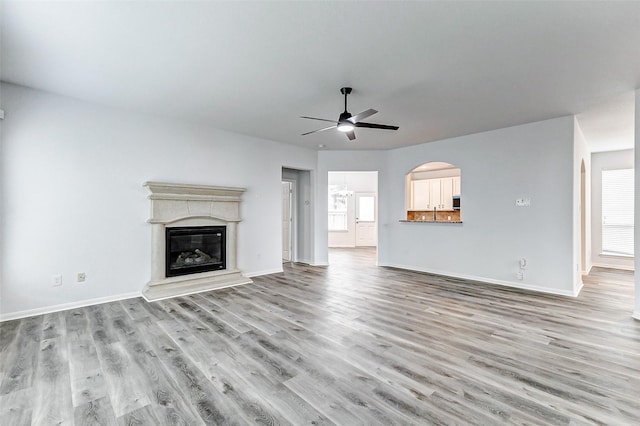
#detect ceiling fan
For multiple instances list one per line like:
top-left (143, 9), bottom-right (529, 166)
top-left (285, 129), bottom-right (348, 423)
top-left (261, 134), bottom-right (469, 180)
top-left (301, 87), bottom-right (399, 141)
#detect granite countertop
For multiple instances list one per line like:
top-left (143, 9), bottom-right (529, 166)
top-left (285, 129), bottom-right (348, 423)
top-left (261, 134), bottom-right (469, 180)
top-left (399, 220), bottom-right (463, 224)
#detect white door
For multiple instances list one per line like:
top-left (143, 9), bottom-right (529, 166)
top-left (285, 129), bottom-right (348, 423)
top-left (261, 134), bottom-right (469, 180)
top-left (281, 181), bottom-right (292, 261)
top-left (355, 192), bottom-right (377, 246)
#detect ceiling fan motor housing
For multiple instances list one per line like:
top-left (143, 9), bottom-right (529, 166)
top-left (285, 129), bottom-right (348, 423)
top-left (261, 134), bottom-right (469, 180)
top-left (339, 111), bottom-right (353, 122)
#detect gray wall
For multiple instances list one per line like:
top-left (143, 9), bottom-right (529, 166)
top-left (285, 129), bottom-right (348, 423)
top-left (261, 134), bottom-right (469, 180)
top-left (319, 116), bottom-right (577, 295)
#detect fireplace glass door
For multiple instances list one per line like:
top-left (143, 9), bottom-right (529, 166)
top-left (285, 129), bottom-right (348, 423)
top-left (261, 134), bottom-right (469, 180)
top-left (165, 226), bottom-right (226, 277)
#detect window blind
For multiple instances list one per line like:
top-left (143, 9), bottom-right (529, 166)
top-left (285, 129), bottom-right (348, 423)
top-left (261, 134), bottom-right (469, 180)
top-left (602, 168), bottom-right (634, 256)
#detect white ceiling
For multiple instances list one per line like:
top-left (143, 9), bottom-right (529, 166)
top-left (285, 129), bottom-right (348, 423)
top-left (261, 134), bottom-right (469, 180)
top-left (576, 92), bottom-right (635, 153)
top-left (2, 1), bottom-right (639, 151)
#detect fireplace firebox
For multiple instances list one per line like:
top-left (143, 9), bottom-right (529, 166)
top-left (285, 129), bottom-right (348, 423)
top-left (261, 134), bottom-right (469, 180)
top-left (165, 226), bottom-right (226, 277)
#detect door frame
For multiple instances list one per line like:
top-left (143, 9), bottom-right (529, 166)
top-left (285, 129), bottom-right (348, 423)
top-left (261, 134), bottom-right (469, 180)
top-left (282, 178), bottom-right (297, 262)
top-left (327, 171), bottom-right (379, 252)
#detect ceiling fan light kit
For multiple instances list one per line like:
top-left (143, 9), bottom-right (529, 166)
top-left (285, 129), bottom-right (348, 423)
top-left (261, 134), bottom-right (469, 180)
top-left (301, 87), bottom-right (399, 141)
top-left (337, 123), bottom-right (354, 132)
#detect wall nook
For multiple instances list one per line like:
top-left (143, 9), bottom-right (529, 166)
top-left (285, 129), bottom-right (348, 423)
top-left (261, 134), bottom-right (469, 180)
top-left (405, 162), bottom-right (461, 222)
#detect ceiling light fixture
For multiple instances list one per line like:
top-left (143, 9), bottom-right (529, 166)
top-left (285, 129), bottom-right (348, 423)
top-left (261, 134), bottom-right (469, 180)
top-left (300, 87), bottom-right (398, 141)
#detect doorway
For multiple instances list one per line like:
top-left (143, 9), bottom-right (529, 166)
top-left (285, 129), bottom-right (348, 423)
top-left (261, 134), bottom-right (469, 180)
top-left (328, 171), bottom-right (378, 249)
top-left (281, 181), bottom-right (293, 262)
top-left (282, 167), bottom-right (312, 265)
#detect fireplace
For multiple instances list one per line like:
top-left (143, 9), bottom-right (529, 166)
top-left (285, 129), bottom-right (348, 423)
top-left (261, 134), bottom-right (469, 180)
top-left (165, 226), bottom-right (226, 277)
top-left (142, 182), bottom-right (252, 301)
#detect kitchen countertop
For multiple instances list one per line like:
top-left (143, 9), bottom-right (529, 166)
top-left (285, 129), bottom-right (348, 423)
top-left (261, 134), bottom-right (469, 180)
top-left (399, 220), bottom-right (463, 224)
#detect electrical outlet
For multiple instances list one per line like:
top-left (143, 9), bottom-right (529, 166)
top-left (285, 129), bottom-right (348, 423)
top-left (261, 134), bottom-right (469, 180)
top-left (517, 271), bottom-right (524, 280)
top-left (77, 272), bottom-right (86, 282)
top-left (52, 274), bottom-right (62, 287)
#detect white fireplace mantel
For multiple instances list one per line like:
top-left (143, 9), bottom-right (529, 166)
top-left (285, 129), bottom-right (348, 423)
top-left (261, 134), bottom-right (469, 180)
top-left (142, 181), bottom-right (252, 301)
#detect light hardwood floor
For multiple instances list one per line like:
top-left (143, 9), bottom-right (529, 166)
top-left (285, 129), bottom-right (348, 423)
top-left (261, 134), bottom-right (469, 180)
top-left (1, 248), bottom-right (639, 425)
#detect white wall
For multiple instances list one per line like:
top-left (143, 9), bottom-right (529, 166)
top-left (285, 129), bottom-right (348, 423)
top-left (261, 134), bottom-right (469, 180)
top-left (319, 117), bottom-right (577, 295)
top-left (0, 87), bottom-right (4, 302)
top-left (634, 88), bottom-right (640, 321)
top-left (0, 83), bottom-right (317, 318)
top-left (573, 119), bottom-right (591, 293)
top-left (591, 149), bottom-right (634, 270)
top-left (328, 171), bottom-right (378, 193)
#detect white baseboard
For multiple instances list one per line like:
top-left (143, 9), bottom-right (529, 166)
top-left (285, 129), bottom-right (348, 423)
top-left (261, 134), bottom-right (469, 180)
top-left (381, 263), bottom-right (578, 297)
top-left (292, 258), bottom-right (329, 267)
top-left (590, 262), bottom-right (635, 271)
top-left (0, 291), bottom-right (141, 322)
top-left (573, 281), bottom-right (584, 297)
top-left (245, 268), bottom-right (284, 277)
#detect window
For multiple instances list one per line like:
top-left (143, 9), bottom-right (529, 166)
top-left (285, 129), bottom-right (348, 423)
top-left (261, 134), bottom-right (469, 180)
top-left (328, 185), bottom-right (349, 231)
top-left (602, 168), bottom-right (634, 256)
top-left (358, 195), bottom-right (375, 222)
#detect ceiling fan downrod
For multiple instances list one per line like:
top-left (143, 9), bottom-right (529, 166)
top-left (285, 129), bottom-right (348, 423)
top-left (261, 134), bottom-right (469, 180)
top-left (340, 87), bottom-right (352, 113)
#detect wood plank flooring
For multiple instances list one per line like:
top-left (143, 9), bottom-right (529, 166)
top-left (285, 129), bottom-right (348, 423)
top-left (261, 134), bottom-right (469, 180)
top-left (1, 248), bottom-right (639, 425)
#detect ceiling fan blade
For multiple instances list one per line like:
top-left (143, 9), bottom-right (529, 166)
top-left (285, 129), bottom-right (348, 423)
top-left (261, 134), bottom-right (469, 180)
top-left (354, 122), bottom-right (399, 130)
top-left (346, 130), bottom-right (356, 141)
top-left (301, 125), bottom-right (337, 136)
top-left (348, 109), bottom-right (378, 124)
top-left (300, 116), bottom-right (339, 124)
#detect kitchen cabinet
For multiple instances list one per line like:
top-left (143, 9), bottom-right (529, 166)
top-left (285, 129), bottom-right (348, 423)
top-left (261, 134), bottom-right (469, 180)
top-left (440, 177), bottom-right (454, 210)
top-left (411, 179), bottom-right (430, 210)
top-left (410, 176), bottom-right (460, 211)
top-left (453, 176), bottom-right (461, 195)
top-left (429, 179), bottom-right (442, 209)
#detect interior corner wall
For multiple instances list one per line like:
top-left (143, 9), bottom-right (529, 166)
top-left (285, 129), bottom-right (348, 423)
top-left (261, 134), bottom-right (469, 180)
top-left (0, 83), bottom-right (317, 318)
top-left (573, 118), bottom-right (591, 293)
top-left (591, 149), bottom-right (635, 271)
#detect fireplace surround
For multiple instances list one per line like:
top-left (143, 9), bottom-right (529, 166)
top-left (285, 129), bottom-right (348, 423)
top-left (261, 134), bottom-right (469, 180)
top-left (142, 182), bottom-right (252, 301)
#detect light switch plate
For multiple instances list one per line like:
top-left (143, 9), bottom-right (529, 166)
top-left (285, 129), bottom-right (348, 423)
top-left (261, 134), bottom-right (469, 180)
top-left (52, 274), bottom-right (62, 286)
